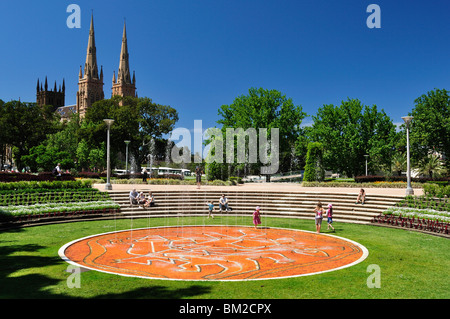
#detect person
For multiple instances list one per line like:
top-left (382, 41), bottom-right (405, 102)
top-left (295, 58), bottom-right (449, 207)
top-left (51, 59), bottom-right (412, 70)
top-left (144, 191), bottom-right (155, 208)
top-left (138, 192), bottom-right (147, 208)
top-left (253, 206), bottom-right (262, 229)
top-left (219, 194), bottom-right (230, 212)
top-left (326, 203), bottom-right (335, 231)
top-left (314, 202), bottom-right (324, 233)
top-left (129, 188), bottom-right (139, 207)
top-left (356, 188), bottom-right (366, 205)
top-left (53, 163), bottom-right (62, 180)
top-left (206, 201), bottom-right (214, 219)
top-left (195, 166), bottom-right (203, 189)
top-left (142, 169), bottom-right (148, 183)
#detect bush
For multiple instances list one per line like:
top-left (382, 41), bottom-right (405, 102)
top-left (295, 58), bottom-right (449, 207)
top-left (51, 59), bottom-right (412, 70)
top-left (423, 183), bottom-right (450, 198)
top-left (303, 142), bottom-right (324, 182)
top-left (0, 180), bottom-right (91, 191)
top-left (355, 175), bottom-right (450, 184)
top-left (0, 172), bottom-right (75, 183)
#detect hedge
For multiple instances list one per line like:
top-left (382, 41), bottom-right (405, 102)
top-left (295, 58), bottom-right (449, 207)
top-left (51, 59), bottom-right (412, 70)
top-left (0, 172), bottom-right (75, 182)
top-left (355, 175), bottom-right (450, 184)
top-left (0, 180), bottom-right (92, 191)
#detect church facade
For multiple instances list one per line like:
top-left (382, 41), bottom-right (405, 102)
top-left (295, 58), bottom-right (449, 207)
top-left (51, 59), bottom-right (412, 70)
top-left (37, 14), bottom-right (137, 119)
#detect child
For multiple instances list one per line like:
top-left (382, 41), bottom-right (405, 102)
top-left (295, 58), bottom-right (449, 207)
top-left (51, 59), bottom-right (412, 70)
top-left (326, 203), bottom-right (335, 231)
top-left (138, 192), bottom-right (147, 208)
top-left (314, 202), bottom-right (324, 233)
top-left (206, 201), bottom-right (214, 219)
top-left (356, 188), bottom-right (365, 204)
top-left (253, 206), bottom-right (262, 229)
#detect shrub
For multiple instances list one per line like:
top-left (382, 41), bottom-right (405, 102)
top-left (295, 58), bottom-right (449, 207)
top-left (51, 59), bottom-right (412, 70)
top-left (0, 172), bottom-right (75, 182)
top-left (303, 142), bottom-right (324, 182)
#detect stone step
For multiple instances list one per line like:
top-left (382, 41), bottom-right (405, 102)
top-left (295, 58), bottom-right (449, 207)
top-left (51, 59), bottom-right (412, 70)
top-left (105, 189), bottom-right (403, 225)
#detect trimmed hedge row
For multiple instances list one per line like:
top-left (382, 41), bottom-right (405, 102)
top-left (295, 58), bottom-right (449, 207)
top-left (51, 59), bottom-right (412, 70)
top-left (355, 175), bottom-right (450, 184)
top-left (0, 180), bottom-right (93, 191)
top-left (0, 172), bottom-right (75, 182)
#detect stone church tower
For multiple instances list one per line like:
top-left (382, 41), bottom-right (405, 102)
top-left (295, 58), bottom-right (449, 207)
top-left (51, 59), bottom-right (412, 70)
top-left (112, 22), bottom-right (137, 101)
top-left (36, 77), bottom-right (65, 109)
top-left (76, 14), bottom-right (104, 118)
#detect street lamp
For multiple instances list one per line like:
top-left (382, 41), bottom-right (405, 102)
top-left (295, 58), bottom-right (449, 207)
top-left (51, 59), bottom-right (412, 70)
top-left (402, 116), bottom-right (414, 195)
top-left (124, 140), bottom-right (131, 174)
top-left (104, 119), bottom-right (114, 190)
top-left (364, 154), bottom-right (369, 176)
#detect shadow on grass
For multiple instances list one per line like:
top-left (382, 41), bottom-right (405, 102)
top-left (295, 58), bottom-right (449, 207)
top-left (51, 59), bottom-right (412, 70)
top-left (0, 227), bottom-right (211, 299)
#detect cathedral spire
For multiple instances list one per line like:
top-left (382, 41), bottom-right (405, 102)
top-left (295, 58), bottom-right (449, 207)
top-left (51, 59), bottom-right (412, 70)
top-left (117, 21), bottom-right (131, 84)
top-left (84, 13), bottom-right (99, 80)
top-left (76, 12), bottom-right (104, 118)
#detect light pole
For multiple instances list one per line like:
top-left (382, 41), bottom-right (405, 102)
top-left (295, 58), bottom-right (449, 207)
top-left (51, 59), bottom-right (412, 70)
top-left (104, 119), bottom-right (114, 190)
top-left (402, 116), bottom-right (414, 195)
top-left (124, 140), bottom-right (130, 174)
top-left (364, 154), bottom-right (369, 176)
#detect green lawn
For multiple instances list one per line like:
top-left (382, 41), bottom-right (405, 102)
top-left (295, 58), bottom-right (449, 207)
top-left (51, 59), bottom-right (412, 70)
top-left (0, 216), bottom-right (448, 299)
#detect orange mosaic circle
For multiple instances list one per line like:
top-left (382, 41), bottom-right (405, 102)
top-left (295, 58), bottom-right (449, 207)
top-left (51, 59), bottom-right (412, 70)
top-left (59, 226), bottom-right (368, 281)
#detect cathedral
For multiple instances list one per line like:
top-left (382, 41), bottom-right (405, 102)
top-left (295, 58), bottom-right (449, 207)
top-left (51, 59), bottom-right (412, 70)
top-left (37, 14), bottom-right (137, 119)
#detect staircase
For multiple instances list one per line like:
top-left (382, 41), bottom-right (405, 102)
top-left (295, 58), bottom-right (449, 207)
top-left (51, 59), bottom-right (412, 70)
top-left (106, 189), bottom-right (404, 225)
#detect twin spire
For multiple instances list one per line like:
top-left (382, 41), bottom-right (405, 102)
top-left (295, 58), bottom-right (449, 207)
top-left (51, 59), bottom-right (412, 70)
top-left (113, 21), bottom-right (135, 86)
top-left (76, 14), bottom-right (136, 117)
top-left (79, 13), bottom-right (135, 92)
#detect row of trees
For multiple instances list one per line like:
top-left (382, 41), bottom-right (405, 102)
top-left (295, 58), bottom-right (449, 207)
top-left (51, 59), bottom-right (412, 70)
top-left (0, 96), bottom-right (178, 173)
top-left (1, 87), bottom-right (448, 180)
top-left (206, 87), bottom-right (449, 180)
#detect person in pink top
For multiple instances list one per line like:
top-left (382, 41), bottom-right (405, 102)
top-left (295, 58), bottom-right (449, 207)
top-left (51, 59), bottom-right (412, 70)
top-left (253, 206), bottom-right (262, 229)
top-left (326, 203), bottom-right (335, 231)
top-left (314, 202), bottom-right (324, 233)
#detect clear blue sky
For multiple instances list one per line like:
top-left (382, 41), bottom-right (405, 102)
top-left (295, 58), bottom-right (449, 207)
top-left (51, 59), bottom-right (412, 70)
top-left (1, 0), bottom-right (449, 134)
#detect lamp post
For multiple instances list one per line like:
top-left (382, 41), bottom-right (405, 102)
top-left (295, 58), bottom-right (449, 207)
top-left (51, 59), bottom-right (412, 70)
top-left (402, 116), bottom-right (414, 195)
top-left (124, 140), bottom-right (130, 174)
top-left (104, 119), bottom-right (114, 190)
top-left (364, 154), bottom-right (369, 176)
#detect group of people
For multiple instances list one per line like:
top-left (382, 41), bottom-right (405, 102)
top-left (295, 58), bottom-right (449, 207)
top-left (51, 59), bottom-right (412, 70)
top-left (128, 187), bottom-right (367, 232)
top-left (129, 189), bottom-right (155, 209)
top-left (205, 194), bottom-right (232, 219)
top-left (313, 188), bottom-right (366, 233)
top-left (313, 202), bottom-right (335, 233)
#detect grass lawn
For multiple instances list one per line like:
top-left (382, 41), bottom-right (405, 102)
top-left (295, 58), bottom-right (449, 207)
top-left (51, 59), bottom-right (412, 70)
top-left (0, 216), bottom-right (448, 299)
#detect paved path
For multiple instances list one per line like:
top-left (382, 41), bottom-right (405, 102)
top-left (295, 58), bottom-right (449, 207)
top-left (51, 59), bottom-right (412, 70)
top-left (94, 182), bottom-right (423, 196)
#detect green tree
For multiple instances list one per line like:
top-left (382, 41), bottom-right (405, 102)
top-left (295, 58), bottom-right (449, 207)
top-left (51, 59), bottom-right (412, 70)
top-left (303, 142), bottom-right (325, 182)
top-left (391, 152), bottom-right (406, 176)
top-left (81, 96), bottom-right (178, 171)
top-left (215, 87), bottom-right (307, 177)
top-left (417, 153), bottom-right (447, 178)
top-left (409, 89), bottom-right (450, 168)
top-left (0, 100), bottom-right (59, 170)
top-left (309, 98), bottom-right (397, 177)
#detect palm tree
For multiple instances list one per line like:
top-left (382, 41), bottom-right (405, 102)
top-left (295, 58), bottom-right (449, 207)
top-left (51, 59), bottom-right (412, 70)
top-left (417, 154), bottom-right (447, 178)
top-left (391, 152), bottom-right (407, 176)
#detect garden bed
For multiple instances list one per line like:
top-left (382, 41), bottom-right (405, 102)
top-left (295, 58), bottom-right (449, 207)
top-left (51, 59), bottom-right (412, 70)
top-left (373, 195), bottom-right (450, 236)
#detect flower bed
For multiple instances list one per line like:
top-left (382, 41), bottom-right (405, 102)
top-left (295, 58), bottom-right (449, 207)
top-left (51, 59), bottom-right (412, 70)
top-left (0, 200), bottom-right (120, 221)
top-left (0, 190), bottom-right (111, 206)
top-left (374, 207), bottom-right (449, 235)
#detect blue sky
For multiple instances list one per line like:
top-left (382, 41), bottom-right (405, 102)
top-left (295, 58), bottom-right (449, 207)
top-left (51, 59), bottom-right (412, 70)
top-left (1, 0), bottom-right (449, 135)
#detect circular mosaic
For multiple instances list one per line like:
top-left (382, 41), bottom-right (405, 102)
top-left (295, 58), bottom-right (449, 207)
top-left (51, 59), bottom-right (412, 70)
top-left (59, 226), bottom-right (368, 281)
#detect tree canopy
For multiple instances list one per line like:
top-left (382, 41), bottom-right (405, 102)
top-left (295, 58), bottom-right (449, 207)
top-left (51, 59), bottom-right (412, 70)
top-left (214, 87), bottom-right (307, 177)
top-left (306, 98), bottom-right (398, 177)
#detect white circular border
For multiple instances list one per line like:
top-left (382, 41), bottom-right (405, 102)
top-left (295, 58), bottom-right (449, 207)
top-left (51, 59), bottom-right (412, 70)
top-left (59, 225), bottom-right (369, 281)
